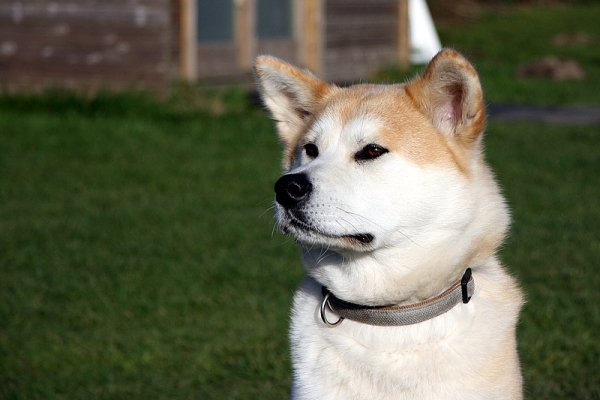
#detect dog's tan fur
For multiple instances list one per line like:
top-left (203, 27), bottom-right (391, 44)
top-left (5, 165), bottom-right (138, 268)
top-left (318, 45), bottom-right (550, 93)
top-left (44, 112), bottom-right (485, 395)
top-left (255, 49), bottom-right (523, 399)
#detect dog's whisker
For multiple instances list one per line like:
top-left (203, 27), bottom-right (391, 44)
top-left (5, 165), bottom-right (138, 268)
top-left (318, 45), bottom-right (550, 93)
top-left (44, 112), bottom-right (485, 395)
top-left (256, 197), bottom-right (274, 207)
top-left (336, 207), bottom-right (421, 246)
top-left (259, 204), bottom-right (275, 219)
top-left (315, 247), bottom-right (329, 265)
top-left (336, 207), bottom-right (381, 229)
top-left (334, 218), bottom-right (355, 235)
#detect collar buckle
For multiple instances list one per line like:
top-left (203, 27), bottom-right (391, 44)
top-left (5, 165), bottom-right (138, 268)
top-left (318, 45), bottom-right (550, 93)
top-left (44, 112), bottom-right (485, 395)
top-left (461, 268), bottom-right (473, 303)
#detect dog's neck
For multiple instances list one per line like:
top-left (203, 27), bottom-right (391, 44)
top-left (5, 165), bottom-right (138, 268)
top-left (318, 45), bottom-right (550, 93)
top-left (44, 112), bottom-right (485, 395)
top-left (320, 269), bottom-right (474, 327)
top-left (302, 242), bottom-right (482, 306)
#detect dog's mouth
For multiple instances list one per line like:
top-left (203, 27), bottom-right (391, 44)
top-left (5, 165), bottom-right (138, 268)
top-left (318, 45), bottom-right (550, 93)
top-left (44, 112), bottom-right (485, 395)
top-left (282, 209), bottom-right (375, 246)
top-left (343, 233), bottom-right (375, 244)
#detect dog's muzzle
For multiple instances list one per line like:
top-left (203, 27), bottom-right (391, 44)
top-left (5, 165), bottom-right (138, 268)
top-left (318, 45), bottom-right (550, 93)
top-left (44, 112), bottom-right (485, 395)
top-left (273, 173), bottom-right (375, 246)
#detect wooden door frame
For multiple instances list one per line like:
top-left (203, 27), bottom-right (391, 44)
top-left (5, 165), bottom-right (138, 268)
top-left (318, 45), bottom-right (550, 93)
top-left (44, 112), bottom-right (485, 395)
top-left (180, 0), bottom-right (198, 81)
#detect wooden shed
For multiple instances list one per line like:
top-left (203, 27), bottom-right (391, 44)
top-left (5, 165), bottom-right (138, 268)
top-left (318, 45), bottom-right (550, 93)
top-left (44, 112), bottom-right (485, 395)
top-left (0, 0), bottom-right (410, 94)
top-left (0, 0), bottom-right (173, 94)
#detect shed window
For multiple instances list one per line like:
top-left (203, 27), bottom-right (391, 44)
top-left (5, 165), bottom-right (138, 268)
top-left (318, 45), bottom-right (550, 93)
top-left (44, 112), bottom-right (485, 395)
top-left (257, 0), bottom-right (292, 39)
top-left (198, 0), bottom-right (234, 43)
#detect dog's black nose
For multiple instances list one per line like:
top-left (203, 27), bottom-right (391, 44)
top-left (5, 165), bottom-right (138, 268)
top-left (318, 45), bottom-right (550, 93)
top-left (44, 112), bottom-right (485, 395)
top-left (274, 173), bottom-right (313, 208)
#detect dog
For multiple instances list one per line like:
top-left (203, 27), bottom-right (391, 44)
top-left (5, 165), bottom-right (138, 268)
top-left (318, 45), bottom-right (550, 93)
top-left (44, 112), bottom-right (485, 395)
top-left (254, 49), bottom-right (523, 400)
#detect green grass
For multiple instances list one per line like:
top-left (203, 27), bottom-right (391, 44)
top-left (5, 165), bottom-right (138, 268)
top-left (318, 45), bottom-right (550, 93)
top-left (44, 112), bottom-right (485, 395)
top-left (485, 122), bottom-right (600, 399)
top-left (374, 4), bottom-right (600, 105)
top-left (1, 4), bottom-right (599, 399)
top-left (0, 95), bottom-right (300, 399)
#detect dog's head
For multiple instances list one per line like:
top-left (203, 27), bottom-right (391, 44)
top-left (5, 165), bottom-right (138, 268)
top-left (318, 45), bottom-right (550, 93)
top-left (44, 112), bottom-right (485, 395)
top-left (255, 50), bottom-right (509, 303)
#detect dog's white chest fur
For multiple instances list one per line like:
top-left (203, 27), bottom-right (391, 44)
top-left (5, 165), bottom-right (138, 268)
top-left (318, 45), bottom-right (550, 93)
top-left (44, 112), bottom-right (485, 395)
top-left (254, 49), bottom-right (524, 399)
top-left (290, 270), bottom-right (522, 400)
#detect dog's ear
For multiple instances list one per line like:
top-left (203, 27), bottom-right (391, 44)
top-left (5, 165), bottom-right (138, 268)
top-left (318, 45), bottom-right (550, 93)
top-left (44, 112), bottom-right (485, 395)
top-left (405, 49), bottom-right (486, 145)
top-left (254, 56), bottom-right (332, 145)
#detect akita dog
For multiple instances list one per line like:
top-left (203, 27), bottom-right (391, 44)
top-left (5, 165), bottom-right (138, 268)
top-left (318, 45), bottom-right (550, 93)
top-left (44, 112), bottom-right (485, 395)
top-left (254, 49), bottom-right (523, 400)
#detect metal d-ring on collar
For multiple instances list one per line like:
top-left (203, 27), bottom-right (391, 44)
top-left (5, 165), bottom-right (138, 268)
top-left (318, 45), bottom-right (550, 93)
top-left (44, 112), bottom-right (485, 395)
top-left (320, 291), bottom-right (345, 326)
top-left (320, 268), bottom-right (474, 327)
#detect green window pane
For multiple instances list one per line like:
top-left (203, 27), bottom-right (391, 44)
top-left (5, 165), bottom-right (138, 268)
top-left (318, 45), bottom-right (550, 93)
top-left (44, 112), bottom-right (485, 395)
top-left (257, 0), bottom-right (292, 39)
top-left (198, 0), bottom-right (234, 43)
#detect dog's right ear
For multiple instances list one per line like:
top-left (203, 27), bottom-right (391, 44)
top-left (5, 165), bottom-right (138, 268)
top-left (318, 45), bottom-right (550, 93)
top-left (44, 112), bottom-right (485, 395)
top-left (254, 56), bottom-right (332, 145)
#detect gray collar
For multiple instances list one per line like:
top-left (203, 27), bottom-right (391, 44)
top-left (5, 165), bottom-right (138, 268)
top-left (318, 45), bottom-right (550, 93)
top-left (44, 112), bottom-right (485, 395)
top-left (320, 269), bottom-right (474, 327)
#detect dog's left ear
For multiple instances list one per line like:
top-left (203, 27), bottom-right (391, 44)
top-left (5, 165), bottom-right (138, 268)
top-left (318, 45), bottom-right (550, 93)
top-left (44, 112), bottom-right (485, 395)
top-left (406, 49), bottom-right (486, 145)
top-left (254, 56), bottom-right (332, 146)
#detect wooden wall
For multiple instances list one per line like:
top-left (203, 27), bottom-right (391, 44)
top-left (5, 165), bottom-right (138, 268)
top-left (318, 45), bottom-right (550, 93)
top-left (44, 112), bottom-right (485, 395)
top-left (323, 0), bottom-right (400, 82)
top-left (170, 0), bottom-right (182, 80)
top-left (0, 0), bottom-right (172, 95)
top-left (0, 0), bottom-right (408, 92)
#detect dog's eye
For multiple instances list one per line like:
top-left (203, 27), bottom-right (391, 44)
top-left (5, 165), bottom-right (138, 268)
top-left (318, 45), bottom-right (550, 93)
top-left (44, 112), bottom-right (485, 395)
top-left (355, 144), bottom-right (388, 161)
top-left (304, 143), bottom-right (319, 158)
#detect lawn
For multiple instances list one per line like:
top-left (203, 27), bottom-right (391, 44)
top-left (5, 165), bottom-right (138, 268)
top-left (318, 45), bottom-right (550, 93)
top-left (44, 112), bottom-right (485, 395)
top-left (1, 4), bottom-right (599, 400)
top-left (486, 122), bottom-right (599, 399)
top-left (0, 91), bottom-right (300, 399)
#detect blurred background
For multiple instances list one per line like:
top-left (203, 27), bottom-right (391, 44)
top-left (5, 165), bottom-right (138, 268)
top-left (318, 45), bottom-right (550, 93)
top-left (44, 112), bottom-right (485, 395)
top-left (0, 1), bottom-right (598, 399)
top-left (1, 0), bottom-right (435, 93)
top-left (3, 0), bottom-right (595, 92)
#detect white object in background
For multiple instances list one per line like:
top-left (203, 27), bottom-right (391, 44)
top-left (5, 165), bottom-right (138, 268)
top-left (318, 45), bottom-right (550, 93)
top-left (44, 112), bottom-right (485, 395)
top-left (409, 0), bottom-right (442, 64)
